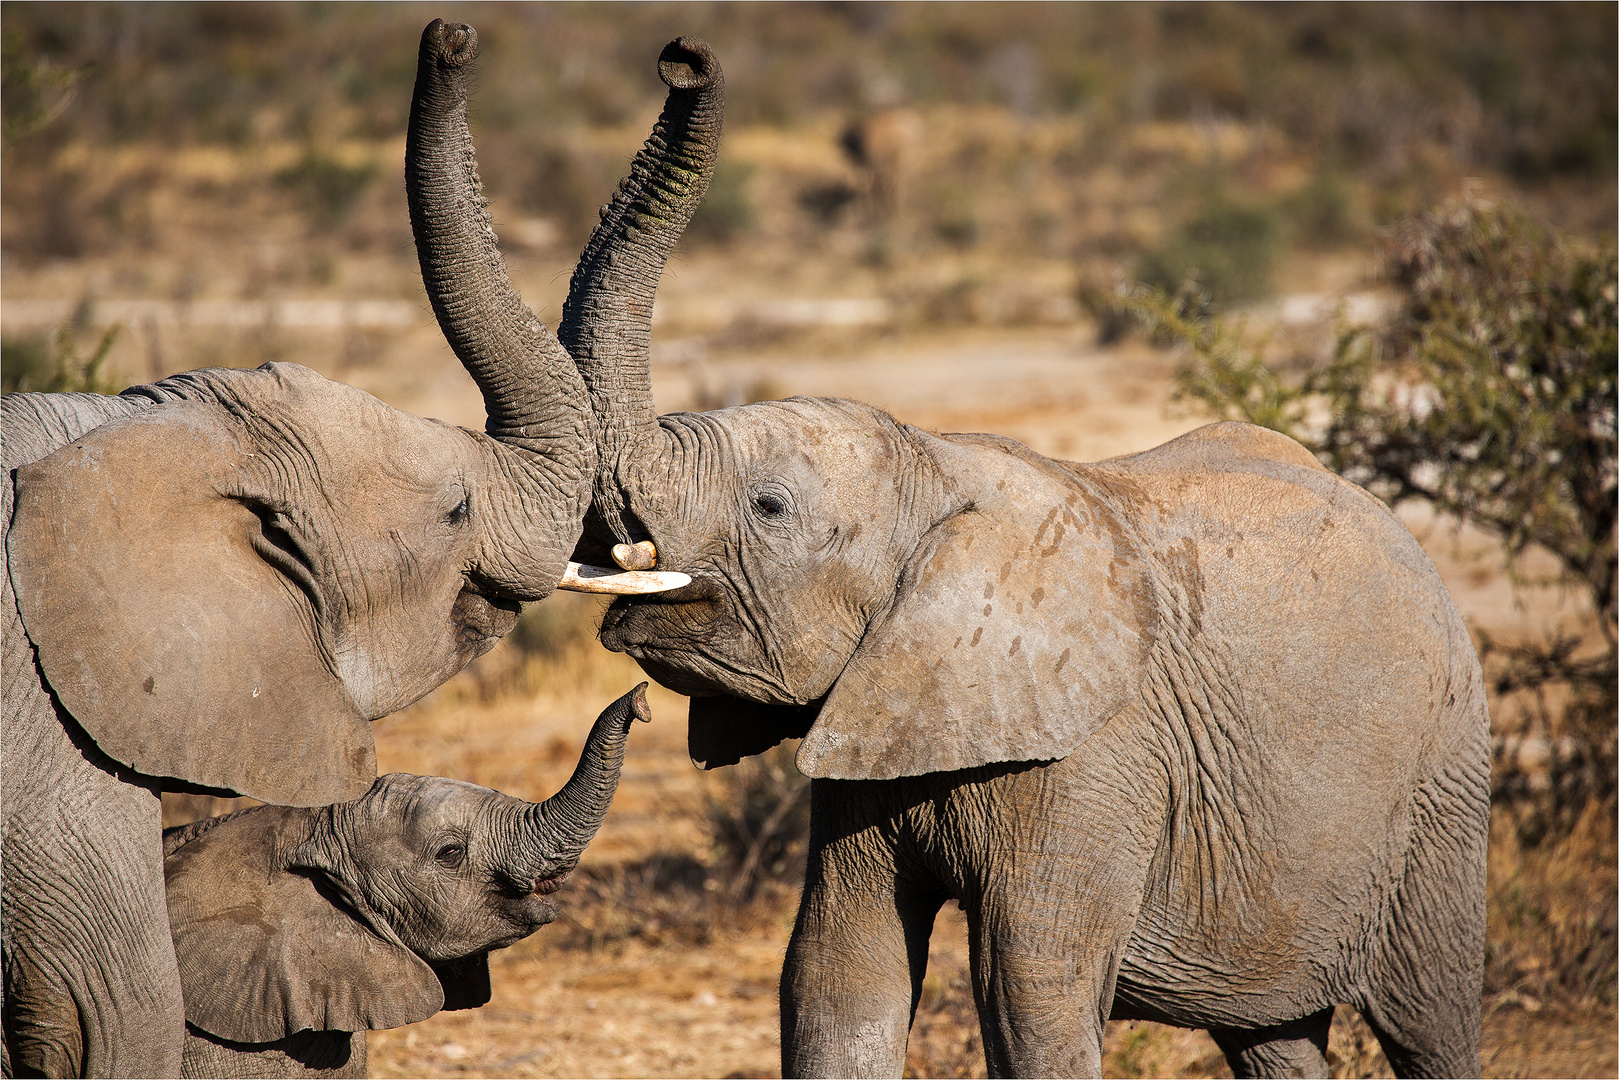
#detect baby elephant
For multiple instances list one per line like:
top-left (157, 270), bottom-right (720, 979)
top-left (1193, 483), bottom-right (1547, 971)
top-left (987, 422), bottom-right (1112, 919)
top-left (163, 685), bottom-right (650, 1079)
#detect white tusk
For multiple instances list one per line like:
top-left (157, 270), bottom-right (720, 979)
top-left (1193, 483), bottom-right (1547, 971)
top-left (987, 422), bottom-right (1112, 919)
top-left (611, 540), bottom-right (659, 571)
top-left (556, 561), bottom-right (691, 595)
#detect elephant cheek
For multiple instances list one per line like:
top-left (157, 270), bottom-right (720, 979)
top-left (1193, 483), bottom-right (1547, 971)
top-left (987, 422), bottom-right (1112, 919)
top-left (451, 588), bottom-right (522, 663)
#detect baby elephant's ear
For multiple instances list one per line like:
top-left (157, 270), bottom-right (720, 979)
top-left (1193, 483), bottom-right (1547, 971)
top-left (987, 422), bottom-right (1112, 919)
top-left (798, 439), bottom-right (1161, 780)
top-left (165, 805), bottom-right (444, 1043)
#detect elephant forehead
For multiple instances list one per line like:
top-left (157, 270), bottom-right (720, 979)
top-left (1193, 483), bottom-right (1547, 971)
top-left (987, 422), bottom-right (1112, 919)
top-left (713, 398), bottom-right (909, 486)
top-left (249, 376), bottom-right (476, 484)
top-left (360, 774), bottom-right (503, 830)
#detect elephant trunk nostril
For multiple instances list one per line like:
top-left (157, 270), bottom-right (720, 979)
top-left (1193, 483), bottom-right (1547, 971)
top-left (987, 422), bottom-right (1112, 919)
top-left (657, 37), bottom-right (721, 91)
top-left (425, 19), bottom-right (478, 66)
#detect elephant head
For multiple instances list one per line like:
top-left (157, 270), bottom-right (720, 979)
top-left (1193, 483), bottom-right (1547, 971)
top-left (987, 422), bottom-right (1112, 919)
top-left (162, 684), bottom-right (650, 1044)
top-left (2, 20), bottom-right (681, 808)
top-left (411, 35), bottom-right (1161, 780)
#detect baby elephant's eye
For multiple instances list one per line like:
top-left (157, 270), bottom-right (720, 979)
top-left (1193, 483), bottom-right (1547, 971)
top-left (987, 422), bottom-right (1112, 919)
top-left (752, 492), bottom-right (787, 518)
top-left (434, 843), bottom-right (465, 867)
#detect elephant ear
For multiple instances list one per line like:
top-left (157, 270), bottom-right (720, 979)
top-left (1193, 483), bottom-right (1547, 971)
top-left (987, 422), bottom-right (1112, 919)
top-left (165, 806), bottom-right (445, 1043)
top-left (797, 437), bottom-right (1162, 780)
top-left (6, 401), bottom-right (373, 805)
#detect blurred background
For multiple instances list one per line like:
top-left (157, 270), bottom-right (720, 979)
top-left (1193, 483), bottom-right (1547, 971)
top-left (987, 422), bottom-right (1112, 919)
top-left (3, 3), bottom-right (1614, 1076)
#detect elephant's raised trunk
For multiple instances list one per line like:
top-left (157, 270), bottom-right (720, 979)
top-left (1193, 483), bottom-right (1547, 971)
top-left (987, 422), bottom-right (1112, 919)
top-left (511, 684), bottom-right (651, 886)
top-left (407, 19), bottom-right (595, 594)
top-left (560, 38), bottom-right (725, 552)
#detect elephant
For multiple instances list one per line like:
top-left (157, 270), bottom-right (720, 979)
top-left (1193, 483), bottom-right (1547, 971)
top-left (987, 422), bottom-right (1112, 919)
top-left (163, 685), bottom-right (649, 1080)
top-left (412, 31), bottom-right (1492, 1080)
top-left (0, 19), bottom-right (687, 1076)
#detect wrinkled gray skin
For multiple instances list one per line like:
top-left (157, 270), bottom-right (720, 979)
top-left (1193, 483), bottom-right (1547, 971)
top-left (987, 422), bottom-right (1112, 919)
top-left (164, 685), bottom-right (649, 1079)
top-left (417, 33), bottom-right (1492, 1080)
top-left (0, 19), bottom-right (669, 1076)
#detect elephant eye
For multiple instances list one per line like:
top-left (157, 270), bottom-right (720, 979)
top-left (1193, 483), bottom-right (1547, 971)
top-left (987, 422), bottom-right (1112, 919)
top-left (445, 496), bottom-right (470, 525)
top-left (752, 491), bottom-right (787, 518)
top-left (434, 842), bottom-right (465, 867)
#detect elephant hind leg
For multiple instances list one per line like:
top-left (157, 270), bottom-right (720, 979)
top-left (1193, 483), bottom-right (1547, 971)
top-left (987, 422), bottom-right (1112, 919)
top-left (1207, 1007), bottom-right (1331, 1078)
top-left (1359, 764), bottom-right (1488, 1077)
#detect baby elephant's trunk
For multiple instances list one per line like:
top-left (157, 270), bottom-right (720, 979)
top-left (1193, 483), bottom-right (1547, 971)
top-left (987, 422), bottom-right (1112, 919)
top-left (513, 684), bottom-right (651, 887)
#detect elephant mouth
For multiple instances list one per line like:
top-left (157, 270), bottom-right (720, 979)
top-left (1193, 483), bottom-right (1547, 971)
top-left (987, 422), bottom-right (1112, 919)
top-left (598, 575), bottom-right (730, 653)
top-left (529, 868), bottom-right (573, 896)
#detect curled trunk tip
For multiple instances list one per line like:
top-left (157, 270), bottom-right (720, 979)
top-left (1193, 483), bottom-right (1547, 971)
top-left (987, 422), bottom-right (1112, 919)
top-left (421, 18), bottom-right (477, 67)
top-left (659, 37), bottom-right (720, 91)
top-left (626, 681), bottom-right (652, 724)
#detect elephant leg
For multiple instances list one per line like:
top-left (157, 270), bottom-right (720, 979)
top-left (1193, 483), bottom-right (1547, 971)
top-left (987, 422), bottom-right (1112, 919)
top-left (965, 880), bottom-right (1138, 1079)
top-left (781, 781), bottom-right (943, 1079)
top-left (1207, 1008), bottom-right (1332, 1078)
top-left (955, 757), bottom-right (1158, 1078)
top-left (1358, 769), bottom-right (1488, 1078)
top-left (2, 678), bottom-right (185, 1077)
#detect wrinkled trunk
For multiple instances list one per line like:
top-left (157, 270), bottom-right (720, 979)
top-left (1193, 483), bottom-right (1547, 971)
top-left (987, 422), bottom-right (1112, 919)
top-left (559, 38), bottom-right (726, 553)
top-left (509, 684), bottom-right (651, 883)
top-left (407, 19), bottom-right (594, 595)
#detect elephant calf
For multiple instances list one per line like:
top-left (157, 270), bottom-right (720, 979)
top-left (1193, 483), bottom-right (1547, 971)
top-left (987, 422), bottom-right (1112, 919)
top-left (163, 685), bottom-right (650, 1079)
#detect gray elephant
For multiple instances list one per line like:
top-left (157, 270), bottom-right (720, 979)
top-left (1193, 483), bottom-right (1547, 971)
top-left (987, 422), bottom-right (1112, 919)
top-left (415, 34), bottom-right (1491, 1080)
top-left (0, 20), bottom-right (684, 1075)
top-left (163, 685), bottom-right (649, 1079)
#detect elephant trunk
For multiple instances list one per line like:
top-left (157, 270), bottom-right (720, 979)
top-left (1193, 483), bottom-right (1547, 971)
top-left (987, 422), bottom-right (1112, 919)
top-left (560, 38), bottom-right (725, 552)
top-left (511, 684), bottom-right (651, 886)
top-left (407, 19), bottom-right (595, 593)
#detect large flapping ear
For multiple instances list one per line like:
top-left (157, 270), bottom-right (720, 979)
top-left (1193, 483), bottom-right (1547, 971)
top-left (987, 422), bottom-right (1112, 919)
top-left (7, 401), bottom-right (373, 805)
top-left (797, 434), bottom-right (1162, 780)
top-left (688, 695), bottom-right (816, 770)
top-left (165, 806), bottom-right (444, 1043)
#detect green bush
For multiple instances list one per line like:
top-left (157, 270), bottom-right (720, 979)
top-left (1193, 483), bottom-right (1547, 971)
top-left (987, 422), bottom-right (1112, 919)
top-left (686, 160), bottom-right (756, 246)
top-left (1132, 198), bottom-right (1616, 632)
top-left (274, 150), bottom-right (378, 229)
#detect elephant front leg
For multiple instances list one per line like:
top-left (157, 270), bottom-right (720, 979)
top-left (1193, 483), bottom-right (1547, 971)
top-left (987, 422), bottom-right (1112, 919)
top-left (967, 900), bottom-right (1129, 1078)
top-left (2, 700), bottom-right (185, 1077)
top-left (780, 786), bottom-right (942, 1078)
top-left (961, 776), bottom-right (1158, 1077)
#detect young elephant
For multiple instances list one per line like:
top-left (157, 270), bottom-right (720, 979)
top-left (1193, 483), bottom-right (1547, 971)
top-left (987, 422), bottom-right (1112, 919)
top-left (163, 685), bottom-right (650, 1079)
top-left (412, 27), bottom-right (1490, 1080)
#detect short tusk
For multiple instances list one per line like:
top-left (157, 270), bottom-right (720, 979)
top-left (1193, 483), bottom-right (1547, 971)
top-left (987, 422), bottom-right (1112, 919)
top-left (557, 561), bottom-right (691, 595)
top-left (611, 541), bottom-right (659, 571)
